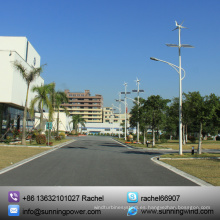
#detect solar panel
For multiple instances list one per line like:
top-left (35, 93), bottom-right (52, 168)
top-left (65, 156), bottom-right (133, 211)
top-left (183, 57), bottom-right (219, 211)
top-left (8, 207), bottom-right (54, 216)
top-left (166, 43), bottom-right (178, 47)
top-left (181, 44), bottom-right (194, 48)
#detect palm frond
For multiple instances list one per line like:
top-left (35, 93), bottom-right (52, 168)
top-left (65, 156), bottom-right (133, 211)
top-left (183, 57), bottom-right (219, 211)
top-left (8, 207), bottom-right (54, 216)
top-left (13, 61), bottom-right (28, 81)
top-left (29, 96), bottom-right (40, 117)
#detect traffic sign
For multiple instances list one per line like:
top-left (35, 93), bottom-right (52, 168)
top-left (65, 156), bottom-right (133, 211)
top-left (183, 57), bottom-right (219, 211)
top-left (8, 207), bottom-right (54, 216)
top-left (46, 122), bottom-right (52, 130)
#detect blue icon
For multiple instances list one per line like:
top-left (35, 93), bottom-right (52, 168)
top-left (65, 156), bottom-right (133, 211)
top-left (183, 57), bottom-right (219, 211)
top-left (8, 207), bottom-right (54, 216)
top-left (8, 205), bottom-right (20, 216)
top-left (127, 206), bottom-right (138, 216)
top-left (127, 192), bottom-right (138, 203)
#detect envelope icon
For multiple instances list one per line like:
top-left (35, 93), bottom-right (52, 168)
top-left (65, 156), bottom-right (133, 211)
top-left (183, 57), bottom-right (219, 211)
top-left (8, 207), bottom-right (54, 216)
top-left (10, 208), bottom-right (18, 213)
top-left (8, 205), bottom-right (20, 216)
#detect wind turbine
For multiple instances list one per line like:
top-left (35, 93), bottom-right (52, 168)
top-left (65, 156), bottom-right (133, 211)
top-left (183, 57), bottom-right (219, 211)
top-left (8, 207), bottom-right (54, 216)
top-left (173, 20), bottom-right (187, 31)
top-left (166, 21), bottom-right (194, 155)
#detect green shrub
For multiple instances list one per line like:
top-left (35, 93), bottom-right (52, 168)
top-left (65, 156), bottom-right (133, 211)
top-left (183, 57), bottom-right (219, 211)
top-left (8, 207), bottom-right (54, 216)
top-left (4, 136), bottom-right (12, 144)
top-left (32, 129), bottom-right (39, 139)
top-left (188, 135), bottom-right (196, 143)
top-left (59, 132), bottom-right (66, 139)
top-left (36, 135), bottom-right (46, 144)
top-left (160, 134), bottom-right (170, 140)
top-left (55, 136), bottom-right (61, 141)
top-left (46, 142), bottom-right (53, 146)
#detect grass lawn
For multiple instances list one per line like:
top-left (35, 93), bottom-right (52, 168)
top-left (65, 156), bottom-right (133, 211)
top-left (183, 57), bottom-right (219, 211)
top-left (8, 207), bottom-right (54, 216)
top-left (159, 153), bottom-right (220, 186)
top-left (160, 152), bottom-right (220, 158)
top-left (115, 138), bottom-right (220, 186)
top-left (0, 146), bottom-right (50, 170)
top-left (162, 159), bottom-right (220, 186)
top-left (0, 138), bottom-right (71, 147)
top-left (0, 138), bottom-right (72, 170)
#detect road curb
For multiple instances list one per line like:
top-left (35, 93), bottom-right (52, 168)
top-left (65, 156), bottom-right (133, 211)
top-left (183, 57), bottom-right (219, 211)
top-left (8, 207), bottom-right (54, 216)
top-left (112, 138), bottom-right (173, 150)
top-left (159, 157), bottom-right (220, 160)
top-left (0, 139), bottom-right (75, 175)
top-left (112, 138), bottom-right (134, 149)
top-left (151, 156), bottom-right (213, 186)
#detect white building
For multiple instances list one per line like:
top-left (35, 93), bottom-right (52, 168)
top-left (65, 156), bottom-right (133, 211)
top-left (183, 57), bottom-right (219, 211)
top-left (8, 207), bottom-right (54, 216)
top-left (35, 112), bottom-right (136, 136)
top-left (0, 36), bottom-right (44, 136)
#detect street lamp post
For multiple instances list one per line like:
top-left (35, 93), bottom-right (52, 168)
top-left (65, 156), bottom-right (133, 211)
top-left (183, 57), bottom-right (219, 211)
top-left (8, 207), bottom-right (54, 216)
top-left (112, 103), bottom-right (121, 138)
top-left (121, 83), bottom-right (131, 141)
top-left (150, 21), bottom-right (193, 155)
top-left (116, 93), bottom-right (124, 139)
top-left (111, 104), bottom-right (116, 136)
top-left (150, 57), bottom-right (186, 155)
top-left (132, 78), bottom-right (144, 143)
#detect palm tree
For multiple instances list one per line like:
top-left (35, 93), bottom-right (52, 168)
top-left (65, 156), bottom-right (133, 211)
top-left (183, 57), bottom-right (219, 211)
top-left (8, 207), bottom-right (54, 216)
top-left (13, 61), bottom-right (45, 145)
top-left (79, 119), bottom-right (86, 133)
top-left (29, 83), bottom-right (54, 133)
top-left (70, 114), bottom-right (86, 134)
top-left (54, 91), bottom-right (69, 136)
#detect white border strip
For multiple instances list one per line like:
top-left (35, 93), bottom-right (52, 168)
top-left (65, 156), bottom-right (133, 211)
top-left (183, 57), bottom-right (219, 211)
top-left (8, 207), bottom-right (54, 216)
top-left (111, 138), bottom-right (133, 149)
top-left (151, 157), bottom-right (213, 186)
top-left (0, 139), bottom-right (75, 175)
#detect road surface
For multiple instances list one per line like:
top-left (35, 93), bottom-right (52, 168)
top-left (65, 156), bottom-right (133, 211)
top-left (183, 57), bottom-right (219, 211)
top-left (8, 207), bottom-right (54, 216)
top-left (0, 136), bottom-right (197, 186)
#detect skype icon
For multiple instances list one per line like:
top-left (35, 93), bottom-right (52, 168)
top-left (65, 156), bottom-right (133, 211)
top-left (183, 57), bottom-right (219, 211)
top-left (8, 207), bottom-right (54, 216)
top-left (127, 192), bottom-right (138, 203)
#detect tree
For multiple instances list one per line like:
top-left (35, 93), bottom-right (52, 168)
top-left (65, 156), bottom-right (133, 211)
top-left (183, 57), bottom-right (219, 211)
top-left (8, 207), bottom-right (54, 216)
top-left (129, 98), bottom-right (145, 131)
top-left (13, 61), bottom-right (45, 145)
top-left (203, 93), bottom-right (220, 140)
top-left (142, 95), bottom-right (170, 146)
top-left (70, 114), bottom-right (86, 134)
top-left (29, 83), bottom-right (54, 133)
top-left (54, 91), bottom-right (69, 136)
top-left (183, 91), bottom-right (217, 154)
top-left (165, 97), bottom-right (179, 140)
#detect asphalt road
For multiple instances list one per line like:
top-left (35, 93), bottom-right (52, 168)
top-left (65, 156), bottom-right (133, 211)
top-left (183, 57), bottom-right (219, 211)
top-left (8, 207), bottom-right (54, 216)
top-left (0, 136), bottom-right (197, 186)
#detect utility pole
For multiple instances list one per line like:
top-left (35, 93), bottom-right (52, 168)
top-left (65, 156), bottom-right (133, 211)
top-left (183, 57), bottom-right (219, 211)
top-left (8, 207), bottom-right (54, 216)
top-left (132, 78), bottom-right (144, 143)
top-left (121, 83), bottom-right (130, 140)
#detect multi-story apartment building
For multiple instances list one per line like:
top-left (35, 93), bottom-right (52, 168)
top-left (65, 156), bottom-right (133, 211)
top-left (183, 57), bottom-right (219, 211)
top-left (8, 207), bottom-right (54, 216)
top-left (103, 107), bottom-right (131, 124)
top-left (61, 90), bottom-right (103, 123)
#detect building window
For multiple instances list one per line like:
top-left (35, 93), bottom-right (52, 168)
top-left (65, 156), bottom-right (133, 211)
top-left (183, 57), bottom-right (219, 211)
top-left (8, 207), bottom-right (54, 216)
top-left (105, 120), bottom-right (109, 122)
top-left (105, 128), bottom-right (110, 131)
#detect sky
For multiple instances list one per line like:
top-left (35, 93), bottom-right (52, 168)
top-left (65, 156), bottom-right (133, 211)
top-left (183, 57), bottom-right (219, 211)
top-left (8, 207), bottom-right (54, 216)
top-left (1, 0), bottom-right (220, 111)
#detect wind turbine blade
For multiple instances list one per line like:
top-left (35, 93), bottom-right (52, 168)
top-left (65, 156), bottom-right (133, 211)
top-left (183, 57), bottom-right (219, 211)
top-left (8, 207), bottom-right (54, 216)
top-left (172, 27), bottom-right (178, 31)
top-left (180, 20), bottom-right (184, 25)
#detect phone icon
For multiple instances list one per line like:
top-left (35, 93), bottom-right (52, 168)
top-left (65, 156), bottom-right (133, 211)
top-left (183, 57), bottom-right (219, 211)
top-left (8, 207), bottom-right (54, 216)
top-left (8, 191), bottom-right (20, 203)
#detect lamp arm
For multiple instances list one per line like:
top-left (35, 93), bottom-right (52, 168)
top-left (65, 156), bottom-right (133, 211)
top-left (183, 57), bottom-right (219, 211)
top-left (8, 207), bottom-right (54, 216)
top-left (167, 63), bottom-right (186, 80)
